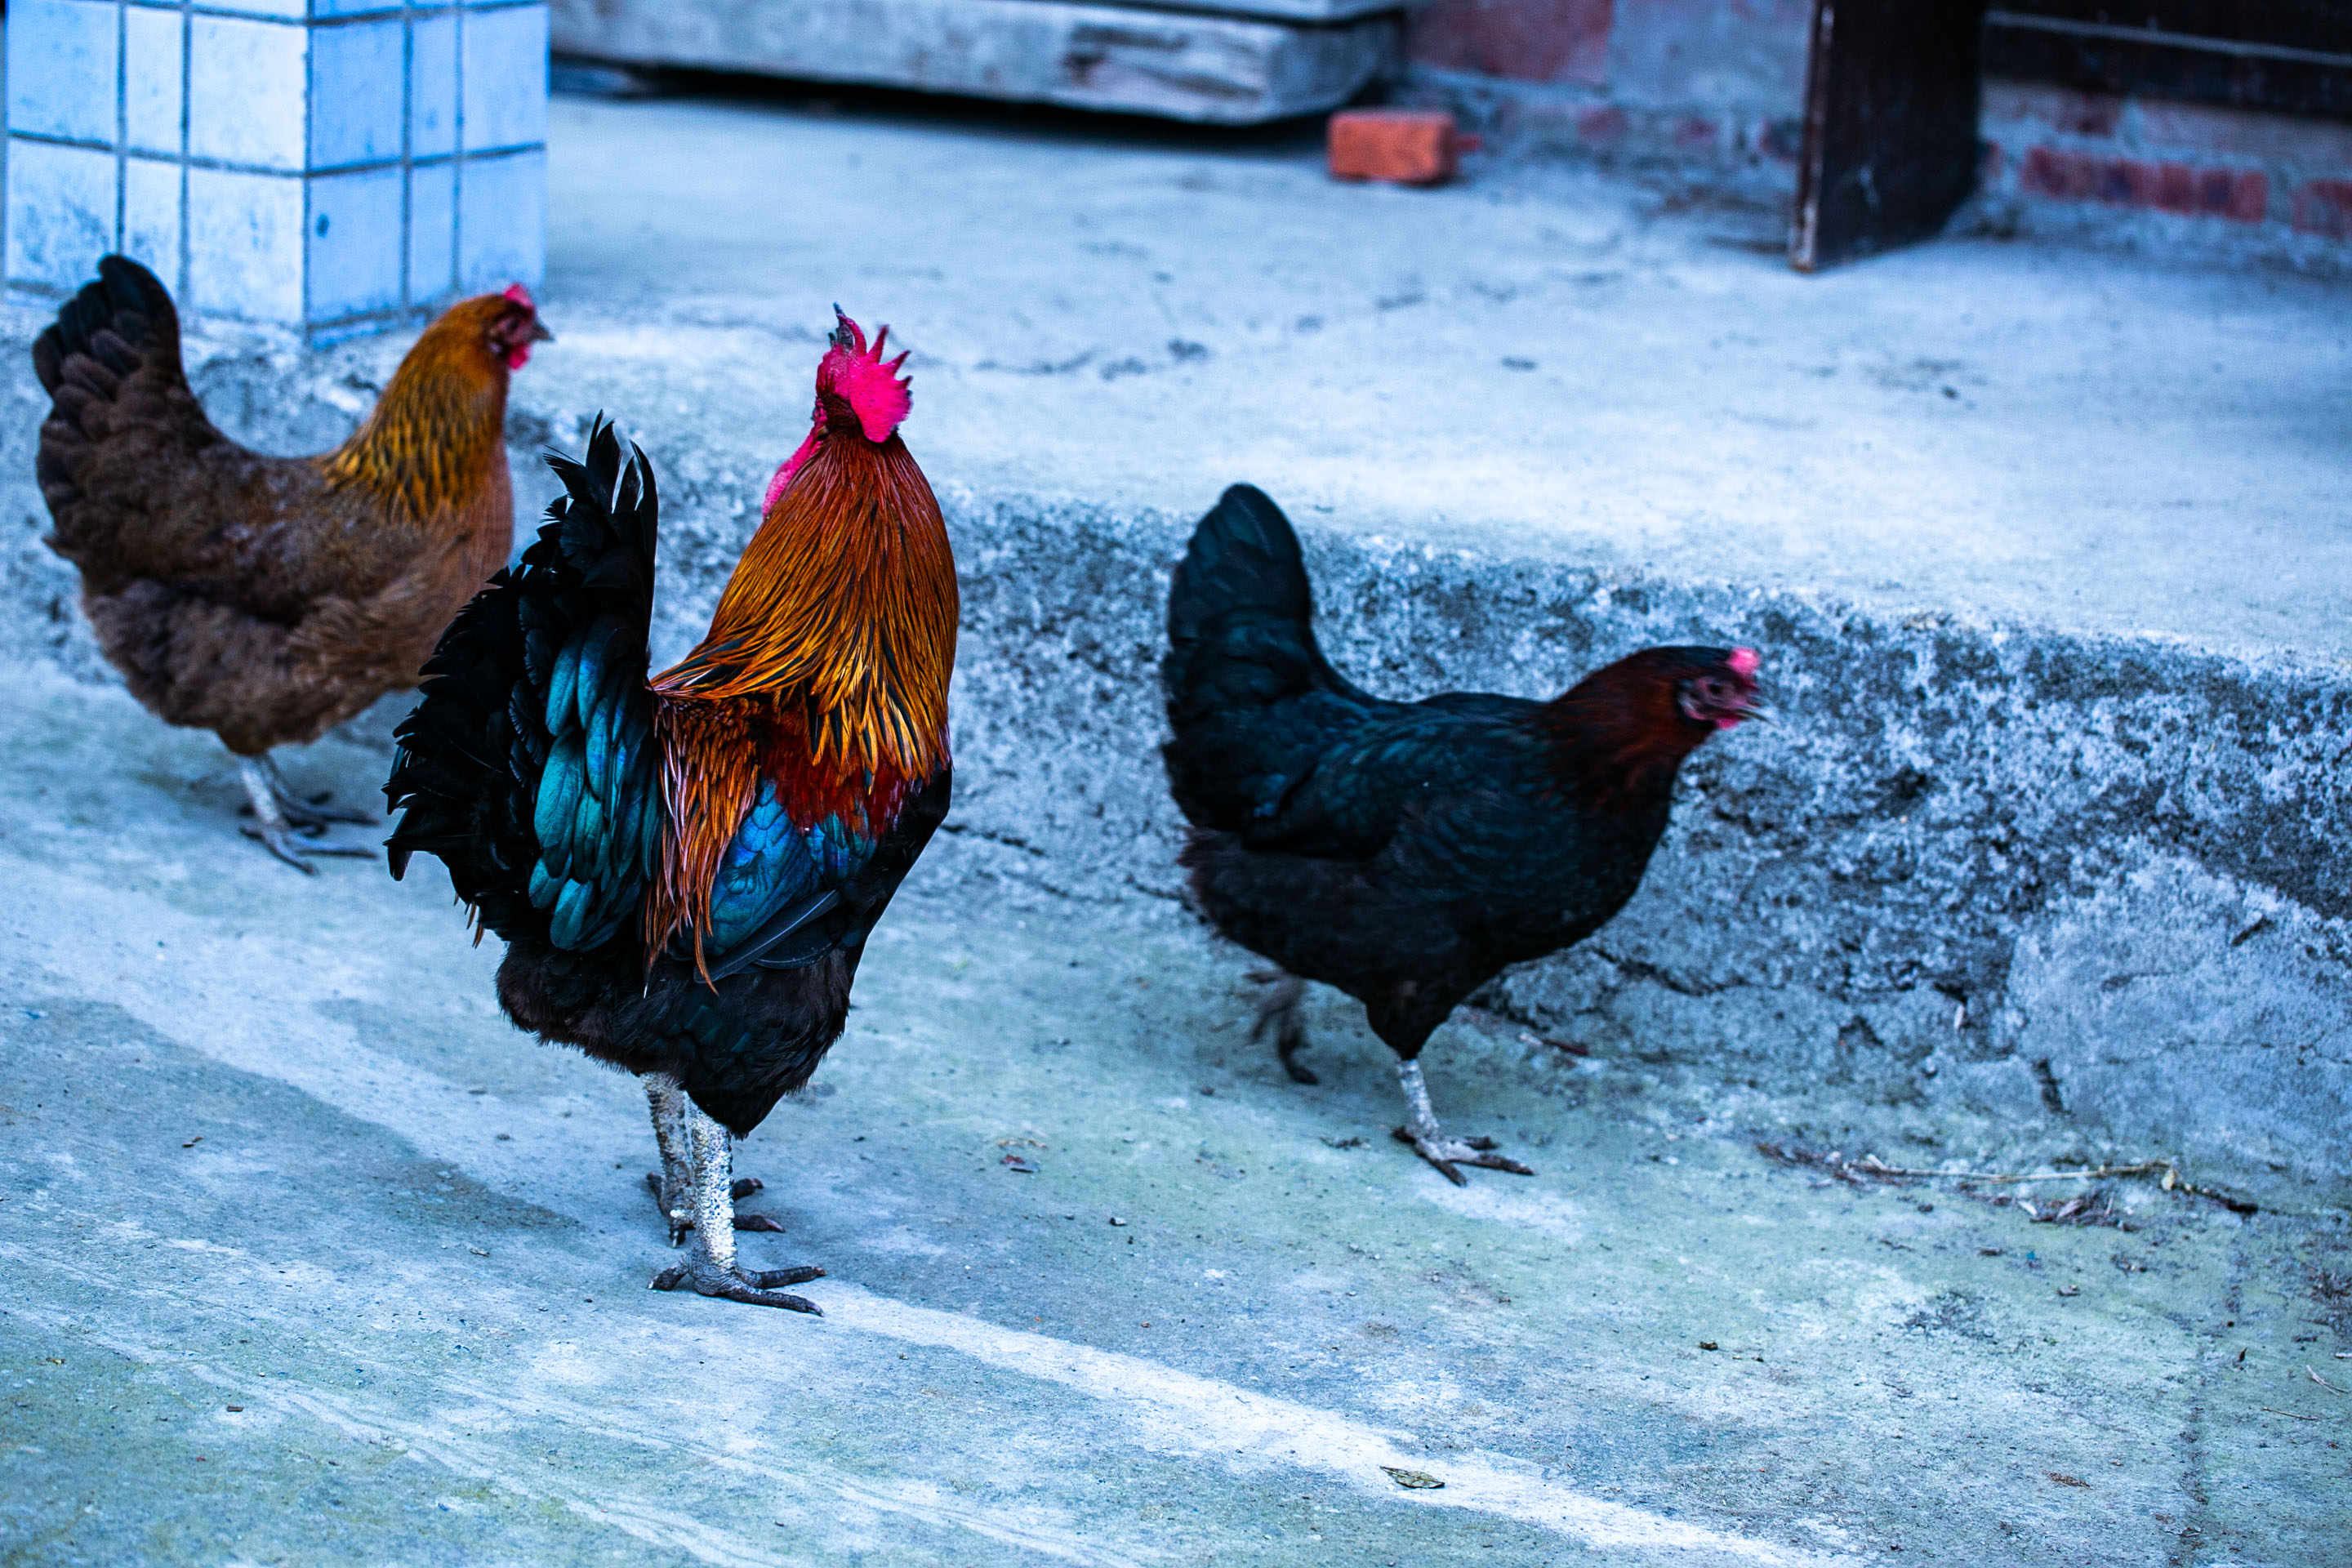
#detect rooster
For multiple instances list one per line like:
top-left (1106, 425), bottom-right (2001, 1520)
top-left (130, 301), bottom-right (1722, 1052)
top-left (385, 313), bottom-right (956, 1310)
top-left (1162, 485), bottom-right (1763, 1183)
top-left (33, 255), bottom-right (550, 870)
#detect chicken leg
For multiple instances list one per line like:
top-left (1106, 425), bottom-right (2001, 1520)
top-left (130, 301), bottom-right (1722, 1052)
top-left (648, 1098), bottom-right (823, 1312)
top-left (1250, 969), bottom-right (1316, 1085)
top-left (236, 753), bottom-right (376, 872)
top-left (644, 1074), bottom-right (780, 1243)
top-left (1391, 1059), bottom-right (1535, 1186)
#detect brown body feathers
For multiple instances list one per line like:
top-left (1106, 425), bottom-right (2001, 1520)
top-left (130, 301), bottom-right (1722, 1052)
top-left (33, 256), bottom-right (546, 755)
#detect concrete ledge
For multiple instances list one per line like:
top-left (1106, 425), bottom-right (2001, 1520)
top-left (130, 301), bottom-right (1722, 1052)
top-left (549, 0), bottom-right (1402, 123)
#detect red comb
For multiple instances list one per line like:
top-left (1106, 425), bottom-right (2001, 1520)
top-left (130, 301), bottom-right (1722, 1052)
top-left (503, 283), bottom-right (535, 308)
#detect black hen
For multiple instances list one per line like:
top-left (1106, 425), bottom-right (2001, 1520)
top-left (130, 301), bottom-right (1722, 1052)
top-left (1163, 485), bottom-right (1763, 1183)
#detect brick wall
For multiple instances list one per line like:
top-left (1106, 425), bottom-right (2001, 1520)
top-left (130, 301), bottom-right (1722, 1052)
top-left (1980, 81), bottom-right (2352, 262)
top-left (1403, 0), bottom-right (2352, 266)
top-left (1402, 0), bottom-right (1811, 194)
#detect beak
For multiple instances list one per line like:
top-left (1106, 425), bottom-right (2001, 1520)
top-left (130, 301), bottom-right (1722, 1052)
top-left (530, 318), bottom-right (555, 344)
top-left (1734, 697), bottom-right (1771, 724)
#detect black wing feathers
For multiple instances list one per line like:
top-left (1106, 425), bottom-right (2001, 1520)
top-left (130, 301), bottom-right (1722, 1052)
top-left (385, 417), bottom-right (660, 956)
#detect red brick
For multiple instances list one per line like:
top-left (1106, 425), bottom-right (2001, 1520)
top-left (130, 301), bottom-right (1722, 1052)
top-left (2291, 179), bottom-right (2352, 238)
top-left (1576, 105), bottom-right (1627, 145)
top-left (2151, 162), bottom-right (2198, 216)
top-left (2221, 170), bottom-right (2269, 224)
top-left (2021, 146), bottom-right (2094, 201)
top-left (1329, 109), bottom-right (1466, 186)
top-left (1407, 0), bottom-right (1613, 87)
top-left (1672, 114), bottom-right (1718, 152)
top-left (2019, 147), bottom-right (2268, 222)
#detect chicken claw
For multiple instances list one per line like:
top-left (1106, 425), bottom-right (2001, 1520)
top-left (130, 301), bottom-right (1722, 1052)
top-left (1248, 969), bottom-right (1316, 1085)
top-left (236, 755), bottom-right (376, 872)
top-left (1392, 1059), bottom-right (1535, 1185)
top-left (648, 1095), bottom-right (825, 1312)
top-left (650, 1258), bottom-right (824, 1312)
top-left (1392, 1125), bottom-right (1537, 1186)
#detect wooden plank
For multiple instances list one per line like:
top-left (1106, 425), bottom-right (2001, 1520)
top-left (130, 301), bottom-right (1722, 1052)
top-left (549, 0), bottom-right (1403, 126)
top-left (1983, 8), bottom-right (2352, 123)
top-left (1791, 1), bottom-right (1990, 272)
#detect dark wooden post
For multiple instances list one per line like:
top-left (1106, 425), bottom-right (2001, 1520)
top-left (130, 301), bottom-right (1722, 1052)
top-left (1792, 2), bottom-right (1993, 271)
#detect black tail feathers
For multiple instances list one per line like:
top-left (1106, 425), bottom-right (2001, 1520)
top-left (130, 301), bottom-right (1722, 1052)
top-left (1166, 483), bottom-right (1312, 655)
top-left (32, 254), bottom-right (181, 398)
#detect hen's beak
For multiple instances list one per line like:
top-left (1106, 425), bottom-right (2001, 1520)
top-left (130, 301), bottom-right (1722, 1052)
top-left (530, 318), bottom-right (555, 344)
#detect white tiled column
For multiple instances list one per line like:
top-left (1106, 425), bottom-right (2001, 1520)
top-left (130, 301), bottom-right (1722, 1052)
top-left (5, 1), bottom-right (546, 341)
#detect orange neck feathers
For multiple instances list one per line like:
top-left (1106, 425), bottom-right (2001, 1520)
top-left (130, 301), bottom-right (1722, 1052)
top-left (644, 386), bottom-right (959, 964)
top-left (319, 294), bottom-right (528, 521)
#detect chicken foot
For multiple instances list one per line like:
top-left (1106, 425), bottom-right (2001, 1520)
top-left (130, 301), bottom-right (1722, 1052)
top-left (235, 755), bottom-right (376, 872)
top-left (648, 1098), bottom-right (823, 1312)
top-left (1391, 1058), bottom-right (1535, 1186)
top-left (643, 1075), bottom-right (779, 1245)
top-left (1248, 969), bottom-right (1316, 1085)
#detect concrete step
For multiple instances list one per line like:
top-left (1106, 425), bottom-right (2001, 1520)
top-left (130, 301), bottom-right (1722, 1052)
top-left (5, 90), bottom-right (2345, 1208)
top-left (549, 0), bottom-right (1403, 124)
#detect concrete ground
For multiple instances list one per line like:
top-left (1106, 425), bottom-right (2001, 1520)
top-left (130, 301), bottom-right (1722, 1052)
top-left (2, 676), bottom-right (2348, 1568)
top-left (6, 82), bottom-right (2352, 1568)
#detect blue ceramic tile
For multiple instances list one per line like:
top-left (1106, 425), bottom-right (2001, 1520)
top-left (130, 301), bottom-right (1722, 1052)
top-left (123, 6), bottom-right (185, 157)
top-left (456, 147), bottom-right (542, 293)
top-left (408, 158), bottom-right (457, 303)
top-left (307, 163), bottom-right (403, 315)
top-left (411, 12), bottom-right (459, 159)
top-left (6, 138), bottom-right (117, 289)
top-left (461, 4), bottom-right (546, 152)
top-left (121, 154), bottom-right (184, 292)
top-left (185, 166), bottom-right (304, 320)
top-left (188, 16), bottom-right (308, 171)
top-left (309, 17), bottom-right (403, 169)
top-left (7, 1), bottom-right (120, 146)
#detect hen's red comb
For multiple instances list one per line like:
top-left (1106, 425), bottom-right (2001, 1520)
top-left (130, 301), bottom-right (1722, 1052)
top-left (503, 283), bottom-right (535, 308)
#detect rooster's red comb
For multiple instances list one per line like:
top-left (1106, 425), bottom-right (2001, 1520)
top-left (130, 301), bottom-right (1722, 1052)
top-left (817, 305), bottom-right (913, 444)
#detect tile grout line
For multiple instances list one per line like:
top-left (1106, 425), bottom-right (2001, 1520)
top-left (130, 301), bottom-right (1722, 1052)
top-left (179, 0), bottom-right (192, 300)
top-left (451, 2), bottom-right (465, 300)
top-left (399, 1), bottom-right (415, 311)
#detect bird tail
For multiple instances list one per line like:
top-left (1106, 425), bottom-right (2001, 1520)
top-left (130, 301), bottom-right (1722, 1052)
top-left (1163, 483), bottom-right (1366, 726)
top-left (33, 257), bottom-right (198, 537)
top-left (1160, 486), bottom-right (1377, 831)
top-left (385, 417), bottom-right (663, 956)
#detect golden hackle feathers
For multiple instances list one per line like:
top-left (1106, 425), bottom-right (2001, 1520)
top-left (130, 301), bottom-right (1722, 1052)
top-left (642, 406), bottom-right (960, 973)
top-left (318, 293), bottom-right (526, 521)
top-left (653, 432), bottom-right (957, 782)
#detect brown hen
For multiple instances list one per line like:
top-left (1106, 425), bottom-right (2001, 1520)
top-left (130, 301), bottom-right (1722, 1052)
top-left (33, 255), bottom-right (550, 869)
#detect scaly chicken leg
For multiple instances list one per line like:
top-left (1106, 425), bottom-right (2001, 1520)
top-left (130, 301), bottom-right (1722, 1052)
top-left (648, 1099), bottom-right (823, 1312)
top-left (1250, 969), bottom-right (1316, 1084)
top-left (235, 755), bottom-right (376, 873)
top-left (1392, 1059), bottom-right (1535, 1187)
top-left (644, 1074), bottom-right (780, 1243)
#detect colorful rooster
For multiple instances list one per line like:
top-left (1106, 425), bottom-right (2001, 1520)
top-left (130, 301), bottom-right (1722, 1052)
top-left (385, 314), bottom-right (956, 1309)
